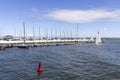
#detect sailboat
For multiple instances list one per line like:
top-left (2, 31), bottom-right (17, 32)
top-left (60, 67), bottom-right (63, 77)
top-left (17, 22), bottom-right (29, 49)
top-left (95, 31), bottom-right (102, 45)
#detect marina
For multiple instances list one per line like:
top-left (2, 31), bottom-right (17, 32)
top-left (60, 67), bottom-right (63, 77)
top-left (1, 0), bottom-right (120, 80)
top-left (0, 22), bottom-right (97, 49)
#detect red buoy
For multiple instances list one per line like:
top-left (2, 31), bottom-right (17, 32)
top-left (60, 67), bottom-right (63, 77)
top-left (37, 62), bottom-right (43, 73)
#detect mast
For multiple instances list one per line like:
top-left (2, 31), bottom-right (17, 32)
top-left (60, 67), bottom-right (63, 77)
top-left (55, 29), bottom-right (57, 39)
top-left (46, 28), bottom-right (48, 40)
top-left (63, 30), bottom-right (65, 39)
top-left (23, 22), bottom-right (26, 44)
top-left (39, 27), bottom-right (41, 40)
top-left (76, 24), bottom-right (79, 39)
top-left (59, 29), bottom-right (61, 39)
top-left (46, 28), bottom-right (48, 45)
top-left (0, 28), bottom-right (1, 39)
top-left (76, 24), bottom-right (79, 43)
top-left (63, 29), bottom-right (66, 43)
top-left (14, 28), bottom-right (16, 40)
top-left (67, 30), bottom-right (68, 39)
top-left (71, 30), bottom-right (72, 39)
top-left (51, 28), bottom-right (53, 40)
top-left (33, 27), bottom-right (35, 43)
top-left (38, 27), bottom-right (41, 45)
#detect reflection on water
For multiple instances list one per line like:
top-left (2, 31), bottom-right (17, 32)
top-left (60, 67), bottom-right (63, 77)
top-left (0, 39), bottom-right (120, 80)
top-left (37, 72), bottom-right (42, 79)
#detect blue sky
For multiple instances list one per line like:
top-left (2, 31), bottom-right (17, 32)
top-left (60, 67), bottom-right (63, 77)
top-left (0, 0), bottom-right (120, 38)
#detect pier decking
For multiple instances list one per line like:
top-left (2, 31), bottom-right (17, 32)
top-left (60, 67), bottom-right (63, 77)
top-left (0, 39), bottom-right (95, 47)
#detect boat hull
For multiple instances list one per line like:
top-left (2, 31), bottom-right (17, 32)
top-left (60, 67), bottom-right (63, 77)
top-left (17, 46), bottom-right (29, 49)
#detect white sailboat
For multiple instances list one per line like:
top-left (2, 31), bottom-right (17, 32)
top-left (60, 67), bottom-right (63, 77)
top-left (95, 31), bottom-right (102, 45)
top-left (17, 22), bottom-right (29, 49)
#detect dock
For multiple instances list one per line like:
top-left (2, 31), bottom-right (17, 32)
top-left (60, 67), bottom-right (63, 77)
top-left (0, 38), bottom-right (95, 48)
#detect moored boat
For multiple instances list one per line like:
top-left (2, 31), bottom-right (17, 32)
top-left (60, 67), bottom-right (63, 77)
top-left (17, 45), bottom-right (29, 49)
top-left (17, 22), bottom-right (29, 49)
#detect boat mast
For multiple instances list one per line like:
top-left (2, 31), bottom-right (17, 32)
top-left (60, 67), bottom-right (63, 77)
top-left (59, 29), bottom-right (61, 39)
top-left (77, 24), bottom-right (79, 39)
top-left (71, 30), bottom-right (72, 39)
top-left (51, 28), bottom-right (53, 40)
top-left (0, 28), bottom-right (1, 39)
top-left (38, 27), bottom-right (41, 45)
top-left (23, 22), bottom-right (26, 44)
top-left (63, 30), bottom-right (65, 39)
top-left (67, 30), bottom-right (69, 39)
top-left (46, 28), bottom-right (48, 45)
top-left (46, 28), bottom-right (48, 40)
top-left (39, 27), bottom-right (41, 40)
top-left (33, 27), bottom-right (35, 43)
top-left (55, 29), bottom-right (57, 39)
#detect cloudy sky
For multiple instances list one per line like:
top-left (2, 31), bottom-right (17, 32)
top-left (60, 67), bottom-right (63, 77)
top-left (0, 0), bottom-right (120, 38)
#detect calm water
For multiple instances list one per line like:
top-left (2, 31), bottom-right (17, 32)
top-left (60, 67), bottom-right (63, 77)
top-left (0, 39), bottom-right (120, 80)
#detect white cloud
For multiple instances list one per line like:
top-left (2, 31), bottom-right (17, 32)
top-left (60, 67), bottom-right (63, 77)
top-left (43, 9), bottom-right (120, 23)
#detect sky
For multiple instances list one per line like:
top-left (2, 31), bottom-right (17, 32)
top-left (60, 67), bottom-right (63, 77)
top-left (0, 0), bottom-right (120, 38)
